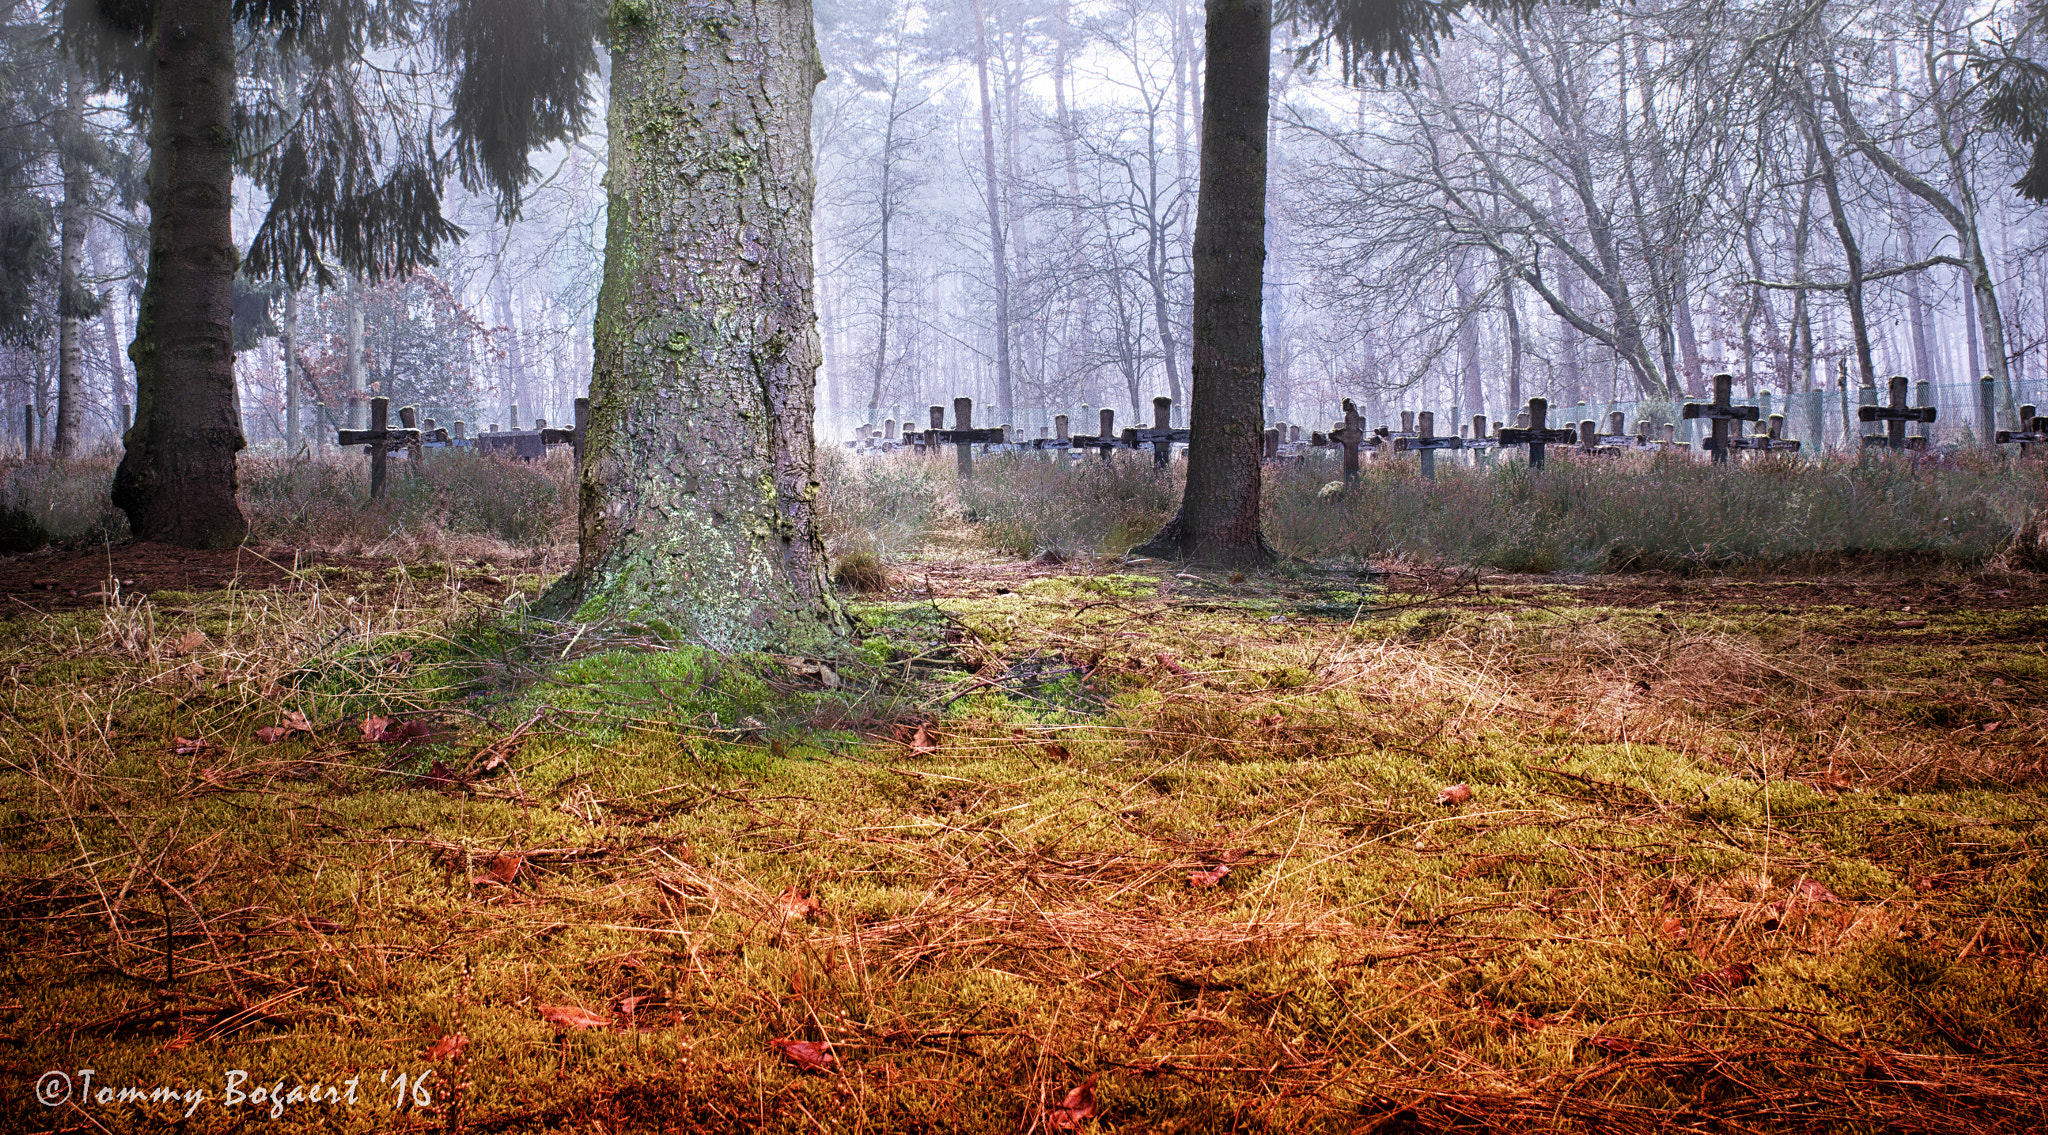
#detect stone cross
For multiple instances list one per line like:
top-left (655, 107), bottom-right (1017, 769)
top-left (1682, 373), bottom-right (1762, 463)
top-left (1858, 375), bottom-right (1937, 450)
top-left (1393, 410), bottom-right (1463, 478)
top-left (1496, 398), bottom-right (1575, 469)
top-left (1330, 399), bottom-right (1368, 482)
top-left (1996, 403), bottom-right (2046, 455)
top-left (1119, 396), bottom-right (1188, 468)
top-left (336, 396), bottom-right (419, 499)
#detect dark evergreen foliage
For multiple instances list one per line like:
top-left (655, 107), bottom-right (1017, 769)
top-left (436, 0), bottom-right (603, 219)
top-left (1280, 0), bottom-right (1542, 84)
top-left (64, 0), bottom-right (601, 288)
top-left (1977, 9), bottom-right (2048, 202)
top-left (0, 0), bottom-right (55, 344)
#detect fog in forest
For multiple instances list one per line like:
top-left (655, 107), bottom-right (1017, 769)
top-left (4, 0), bottom-right (2044, 454)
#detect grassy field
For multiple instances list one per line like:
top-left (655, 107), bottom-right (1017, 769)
top-left (2, 526), bottom-right (2045, 1132)
top-left (2, 447), bottom-right (2047, 1131)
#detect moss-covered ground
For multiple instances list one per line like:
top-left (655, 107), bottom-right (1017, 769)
top-left (1, 556), bottom-right (2044, 1133)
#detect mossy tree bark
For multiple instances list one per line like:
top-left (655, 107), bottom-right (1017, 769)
top-left (1136, 0), bottom-right (1273, 566)
top-left (546, 0), bottom-right (847, 654)
top-left (111, 0), bottom-right (246, 547)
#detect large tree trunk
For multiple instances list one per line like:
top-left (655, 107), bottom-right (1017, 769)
top-left (112, 0), bottom-right (245, 547)
top-left (545, 0), bottom-right (844, 654)
top-left (1137, 0), bottom-right (1269, 565)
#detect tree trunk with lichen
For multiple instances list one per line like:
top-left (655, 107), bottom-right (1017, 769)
top-left (544, 0), bottom-right (846, 653)
top-left (112, 0), bottom-right (247, 547)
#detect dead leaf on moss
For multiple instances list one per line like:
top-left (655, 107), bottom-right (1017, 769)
top-left (473, 854), bottom-right (521, 887)
top-left (1690, 962), bottom-right (1754, 995)
top-left (1188, 864), bottom-right (1231, 888)
top-left (1436, 783), bottom-right (1473, 806)
top-left (422, 1034), bottom-right (466, 1062)
top-left (771, 1037), bottom-right (835, 1073)
top-left (538, 1004), bottom-right (610, 1031)
top-left (1046, 1074), bottom-right (1098, 1130)
top-left (779, 883), bottom-right (821, 922)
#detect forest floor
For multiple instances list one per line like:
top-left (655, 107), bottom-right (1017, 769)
top-left (1, 543), bottom-right (2045, 1133)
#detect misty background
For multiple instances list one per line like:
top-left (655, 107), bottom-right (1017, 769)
top-left (3, 0), bottom-right (2043, 454)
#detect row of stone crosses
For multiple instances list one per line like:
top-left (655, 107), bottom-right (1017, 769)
top-left (847, 374), bottom-right (2044, 479)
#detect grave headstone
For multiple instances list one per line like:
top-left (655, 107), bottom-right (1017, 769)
top-left (1858, 375), bottom-right (1937, 450)
top-left (1496, 398), bottom-right (1575, 469)
top-left (1682, 373), bottom-right (1762, 463)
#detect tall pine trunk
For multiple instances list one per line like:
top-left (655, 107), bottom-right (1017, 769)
top-left (1137, 0), bottom-right (1269, 565)
top-left (970, 0), bottom-right (1013, 426)
top-left (112, 0), bottom-right (245, 547)
top-left (56, 69), bottom-right (87, 458)
top-left (546, 0), bottom-right (845, 653)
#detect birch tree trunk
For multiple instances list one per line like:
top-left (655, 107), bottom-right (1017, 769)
top-left (546, 0), bottom-right (845, 654)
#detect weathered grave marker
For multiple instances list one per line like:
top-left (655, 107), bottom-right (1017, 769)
top-left (1996, 403), bottom-right (2046, 455)
top-left (1683, 373), bottom-right (1762, 464)
top-left (1858, 375), bottom-right (1937, 450)
top-left (1329, 399), bottom-right (1368, 482)
top-left (937, 397), bottom-right (1006, 478)
top-left (1496, 398), bottom-right (1575, 469)
top-left (1393, 410), bottom-right (1462, 478)
top-left (1730, 414), bottom-right (1801, 457)
top-left (336, 396), bottom-right (420, 499)
top-left (1121, 396), bottom-right (1189, 468)
top-left (1467, 415), bottom-right (1497, 463)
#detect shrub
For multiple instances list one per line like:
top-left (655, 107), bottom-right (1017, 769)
top-left (832, 547), bottom-right (893, 592)
top-left (239, 447), bottom-right (576, 551)
top-left (0, 451), bottom-right (128, 547)
top-left (953, 453), bottom-right (1180, 558)
top-left (1263, 450), bottom-right (2048, 572)
top-left (816, 445), bottom-right (943, 561)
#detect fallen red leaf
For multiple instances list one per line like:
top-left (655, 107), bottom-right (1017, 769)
top-left (476, 854), bottom-right (521, 887)
top-left (1689, 962), bottom-right (1755, 995)
top-left (1044, 743), bottom-right (1072, 761)
top-left (1155, 654), bottom-right (1190, 676)
top-left (1187, 864), bottom-right (1231, 888)
top-left (172, 736), bottom-right (213, 756)
top-left (909, 721), bottom-right (938, 757)
top-left (422, 760), bottom-right (457, 790)
top-left (1436, 783), bottom-right (1473, 806)
top-left (770, 1037), bottom-right (835, 1073)
top-left (255, 726), bottom-right (289, 745)
top-left (779, 883), bottom-right (821, 922)
top-left (387, 719), bottom-right (434, 746)
top-left (361, 714), bottom-right (393, 742)
top-left (538, 1004), bottom-right (610, 1030)
top-left (1789, 878), bottom-right (1844, 904)
top-left (170, 629), bottom-right (206, 656)
top-left (1046, 1073), bottom-right (1098, 1130)
top-left (1585, 1035), bottom-right (1640, 1054)
top-left (615, 994), bottom-right (646, 1016)
top-left (283, 710), bottom-right (314, 733)
top-left (422, 1033), bottom-right (467, 1061)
